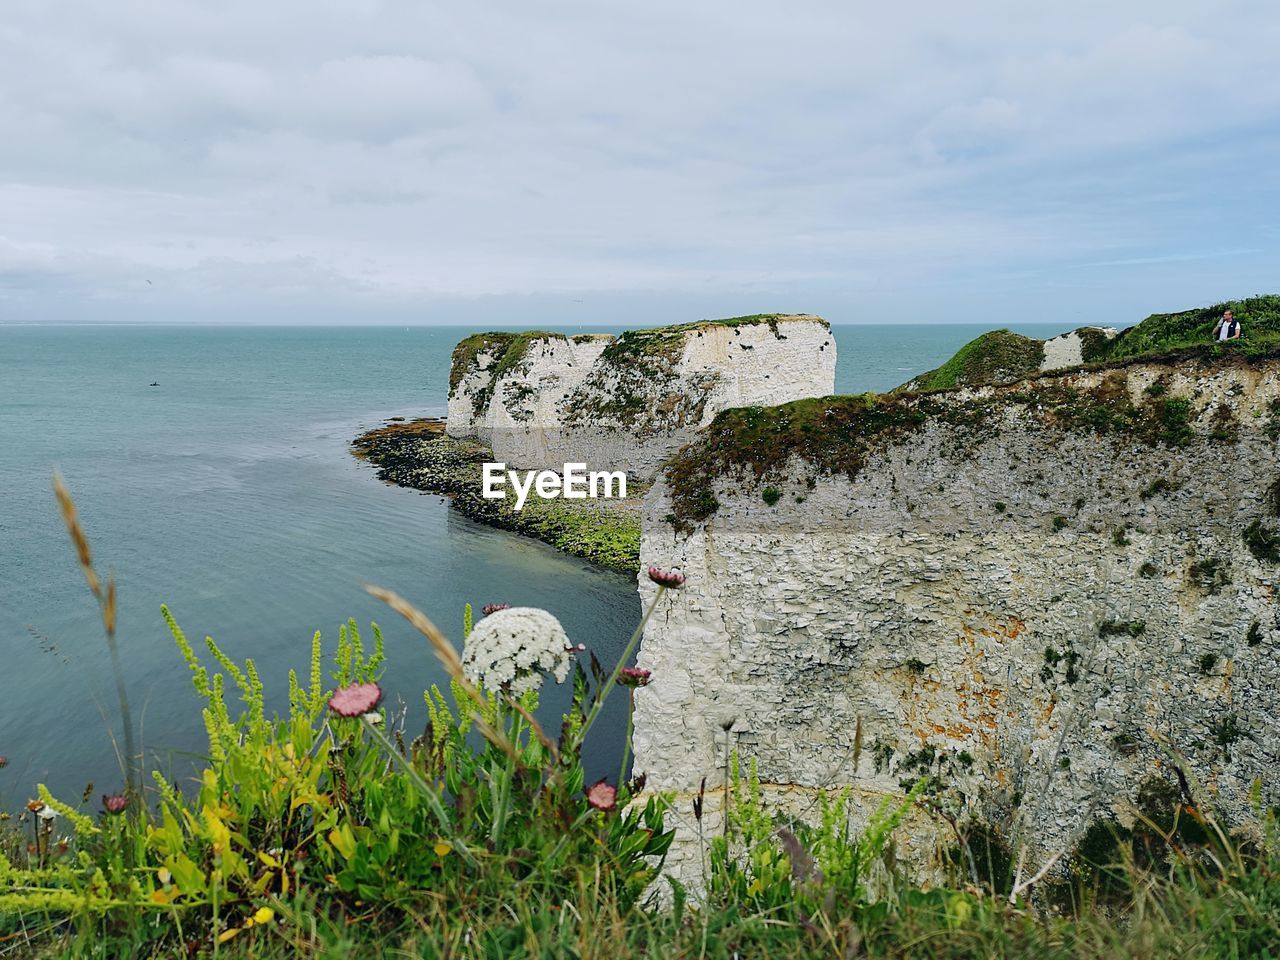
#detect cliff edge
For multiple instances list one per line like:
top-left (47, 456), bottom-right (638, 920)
top-left (446, 314), bottom-right (836, 479)
top-left (900, 294), bottom-right (1280, 392)
top-left (633, 347), bottom-right (1280, 887)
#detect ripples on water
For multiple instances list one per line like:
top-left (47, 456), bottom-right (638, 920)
top-left (0, 321), bottom-right (1064, 806)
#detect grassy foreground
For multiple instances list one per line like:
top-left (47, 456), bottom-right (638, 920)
top-left (2, 489), bottom-right (1279, 959)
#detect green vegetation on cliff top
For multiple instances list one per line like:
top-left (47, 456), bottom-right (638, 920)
top-left (907, 329), bottom-right (1046, 391)
top-left (448, 330), bottom-right (568, 393)
top-left (1106, 294), bottom-right (1280, 358)
top-left (906, 295), bottom-right (1280, 393)
top-left (663, 350), bottom-right (1277, 525)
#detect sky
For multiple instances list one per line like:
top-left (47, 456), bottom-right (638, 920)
top-left (1, 0), bottom-right (1278, 327)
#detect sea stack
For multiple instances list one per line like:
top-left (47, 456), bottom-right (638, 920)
top-left (446, 314), bottom-right (836, 479)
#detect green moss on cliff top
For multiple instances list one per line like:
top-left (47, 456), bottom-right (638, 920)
top-left (899, 296), bottom-right (1280, 395)
top-left (449, 332), bottom-right (517, 393)
top-left (664, 393), bottom-right (988, 524)
top-left (448, 330), bottom-right (568, 401)
top-left (663, 353), bottom-right (1280, 526)
top-left (906, 330), bottom-right (1046, 391)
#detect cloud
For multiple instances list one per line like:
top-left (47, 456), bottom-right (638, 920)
top-left (1, 0), bottom-right (1278, 324)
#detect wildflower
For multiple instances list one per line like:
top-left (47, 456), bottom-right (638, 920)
top-left (482, 602), bottom-right (511, 616)
top-left (102, 793), bottom-right (128, 816)
top-left (619, 667), bottom-right (651, 688)
top-left (363, 711), bottom-right (384, 725)
top-left (252, 906), bottom-right (275, 925)
top-left (37, 806), bottom-right (58, 822)
top-left (328, 682), bottom-right (383, 718)
top-left (586, 779), bottom-right (617, 812)
top-left (26, 800), bottom-right (44, 813)
top-left (433, 841), bottom-right (451, 856)
top-left (462, 607), bottom-right (574, 696)
top-left (0, 756), bottom-right (8, 768)
top-left (647, 567), bottom-right (685, 588)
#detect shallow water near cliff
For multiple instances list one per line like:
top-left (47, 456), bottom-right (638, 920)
top-left (0, 321), bottom-right (1064, 808)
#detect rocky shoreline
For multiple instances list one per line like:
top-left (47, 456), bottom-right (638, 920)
top-left (352, 417), bottom-right (643, 573)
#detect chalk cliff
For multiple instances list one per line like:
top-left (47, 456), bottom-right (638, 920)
top-left (632, 349), bottom-right (1280, 888)
top-left (446, 315), bottom-right (836, 479)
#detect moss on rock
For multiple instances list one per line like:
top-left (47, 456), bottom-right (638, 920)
top-left (906, 330), bottom-right (1046, 391)
top-left (662, 352), bottom-right (1280, 526)
top-left (448, 331), bottom-right (569, 401)
top-left (353, 418), bottom-right (641, 572)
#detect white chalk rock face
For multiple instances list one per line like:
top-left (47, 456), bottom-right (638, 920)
top-left (1040, 326), bottom-right (1119, 371)
top-left (632, 354), bottom-right (1280, 892)
top-left (446, 316), bottom-right (836, 479)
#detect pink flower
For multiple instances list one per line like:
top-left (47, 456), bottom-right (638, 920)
top-left (328, 682), bottom-right (383, 718)
top-left (0, 756), bottom-right (8, 769)
top-left (102, 794), bottom-right (127, 816)
top-left (586, 779), bottom-right (617, 812)
top-left (647, 567), bottom-right (685, 588)
top-left (482, 603), bottom-right (512, 616)
top-left (619, 667), bottom-right (651, 688)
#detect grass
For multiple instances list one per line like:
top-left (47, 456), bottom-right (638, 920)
top-left (901, 295), bottom-right (1280, 395)
top-left (906, 329), bottom-right (1046, 391)
top-left (1105, 294), bottom-right (1280, 359)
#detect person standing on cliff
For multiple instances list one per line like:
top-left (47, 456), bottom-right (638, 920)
top-left (1214, 309), bottom-right (1242, 342)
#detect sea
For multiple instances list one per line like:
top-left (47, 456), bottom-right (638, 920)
top-left (0, 321), bottom-right (1067, 808)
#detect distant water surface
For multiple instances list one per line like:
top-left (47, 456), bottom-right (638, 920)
top-left (0, 321), bottom-right (1065, 806)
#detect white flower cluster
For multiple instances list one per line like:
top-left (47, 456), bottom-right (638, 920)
top-left (462, 607), bottom-right (573, 695)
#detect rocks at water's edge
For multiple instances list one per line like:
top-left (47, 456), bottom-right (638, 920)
top-left (352, 418), bottom-right (642, 572)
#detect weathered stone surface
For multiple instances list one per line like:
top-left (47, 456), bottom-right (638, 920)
top-left (1040, 326), bottom-right (1118, 371)
top-left (446, 316), bottom-right (836, 480)
top-left (632, 355), bottom-right (1280, 890)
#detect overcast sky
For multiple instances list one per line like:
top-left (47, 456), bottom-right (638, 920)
top-left (2, 1), bottom-right (1278, 326)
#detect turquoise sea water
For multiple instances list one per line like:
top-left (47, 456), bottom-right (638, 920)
top-left (0, 321), bottom-right (1067, 807)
